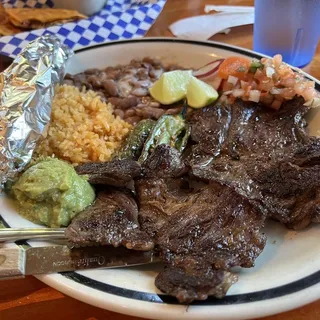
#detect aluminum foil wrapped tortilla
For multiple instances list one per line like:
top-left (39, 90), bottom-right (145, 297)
top-left (0, 34), bottom-right (73, 187)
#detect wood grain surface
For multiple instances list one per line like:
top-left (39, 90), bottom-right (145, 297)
top-left (1, 0), bottom-right (319, 319)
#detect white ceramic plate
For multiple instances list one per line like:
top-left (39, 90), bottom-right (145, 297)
top-left (1, 38), bottom-right (320, 320)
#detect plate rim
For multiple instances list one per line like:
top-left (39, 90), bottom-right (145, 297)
top-left (2, 37), bottom-right (320, 320)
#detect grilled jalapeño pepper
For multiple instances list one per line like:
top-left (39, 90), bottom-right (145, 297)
top-left (116, 119), bottom-right (156, 160)
top-left (138, 107), bottom-right (190, 163)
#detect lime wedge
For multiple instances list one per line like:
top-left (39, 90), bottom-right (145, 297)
top-left (149, 70), bottom-right (192, 105)
top-left (186, 76), bottom-right (219, 108)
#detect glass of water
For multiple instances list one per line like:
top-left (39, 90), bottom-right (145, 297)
top-left (254, 0), bottom-right (320, 67)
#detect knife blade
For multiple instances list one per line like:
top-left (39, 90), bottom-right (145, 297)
top-left (0, 244), bottom-right (158, 280)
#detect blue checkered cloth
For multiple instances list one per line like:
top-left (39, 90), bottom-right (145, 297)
top-left (0, 0), bottom-right (166, 58)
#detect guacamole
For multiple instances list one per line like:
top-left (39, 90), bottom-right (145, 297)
top-left (12, 158), bottom-right (95, 227)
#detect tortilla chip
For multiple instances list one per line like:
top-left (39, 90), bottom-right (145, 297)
top-left (5, 8), bottom-right (87, 29)
top-left (0, 5), bottom-right (22, 35)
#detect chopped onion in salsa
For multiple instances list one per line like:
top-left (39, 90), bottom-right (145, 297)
top-left (197, 55), bottom-right (320, 110)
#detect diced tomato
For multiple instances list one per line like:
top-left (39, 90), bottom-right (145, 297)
top-left (240, 80), bottom-right (249, 89)
top-left (260, 93), bottom-right (274, 105)
top-left (254, 69), bottom-right (264, 81)
top-left (272, 54), bottom-right (282, 69)
top-left (273, 94), bottom-right (284, 103)
top-left (257, 79), bottom-right (275, 92)
top-left (218, 56), bottom-right (251, 81)
top-left (222, 79), bottom-right (233, 92)
top-left (281, 88), bottom-right (296, 99)
top-left (244, 85), bottom-right (252, 96)
top-left (280, 77), bottom-right (296, 87)
top-left (250, 81), bottom-right (258, 90)
top-left (301, 87), bottom-right (316, 101)
top-left (245, 72), bottom-right (255, 83)
top-left (270, 99), bottom-right (282, 110)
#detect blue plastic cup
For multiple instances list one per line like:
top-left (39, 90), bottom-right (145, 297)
top-left (254, 0), bottom-right (320, 67)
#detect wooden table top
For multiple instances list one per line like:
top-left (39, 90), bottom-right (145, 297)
top-left (1, 1), bottom-right (319, 320)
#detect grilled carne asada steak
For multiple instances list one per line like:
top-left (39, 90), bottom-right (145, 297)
top-left (189, 97), bottom-right (320, 230)
top-left (155, 266), bottom-right (237, 304)
top-left (66, 189), bottom-right (154, 251)
top-left (136, 145), bottom-right (266, 303)
top-left (141, 144), bottom-right (188, 178)
top-left (75, 159), bottom-right (141, 186)
top-left (68, 95), bottom-right (320, 302)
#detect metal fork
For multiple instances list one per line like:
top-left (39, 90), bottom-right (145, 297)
top-left (0, 228), bottom-right (67, 242)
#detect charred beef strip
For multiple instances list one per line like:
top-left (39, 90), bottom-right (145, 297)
top-left (75, 159), bottom-right (141, 187)
top-left (189, 97), bottom-right (309, 160)
top-left (136, 178), bottom-right (266, 267)
top-left (66, 189), bottom-right (154, 251)
top-left (136, 145), bottom-right (266, 303)
top-left (142, 144), bottom-right (188, 178)
top-left (155, 266), bottom-right (237, 304)
top-left (189, 97), bottom-right (320, 229)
